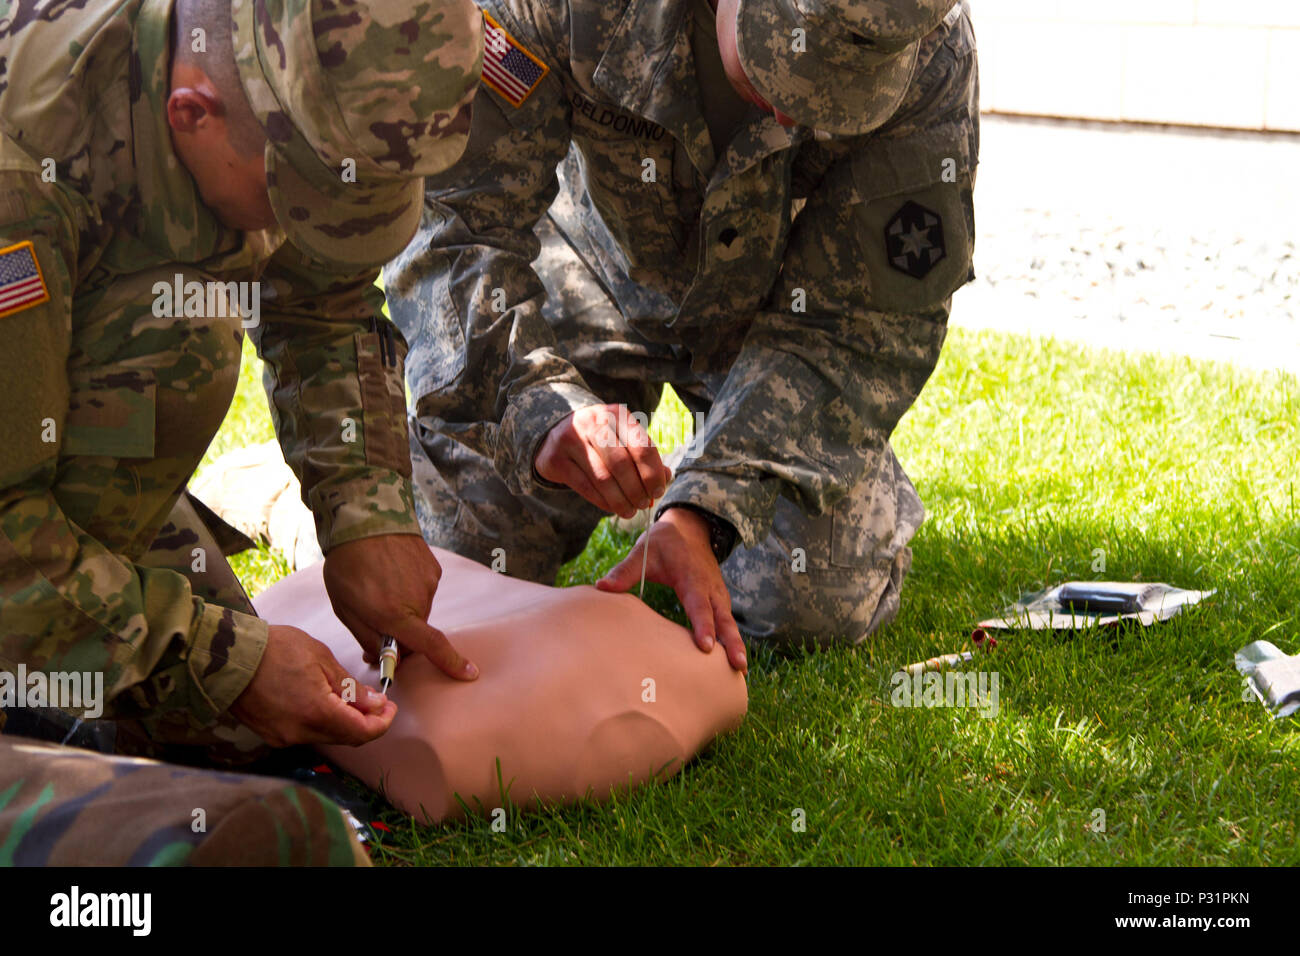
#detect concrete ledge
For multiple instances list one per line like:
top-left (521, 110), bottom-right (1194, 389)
top-left (975, 2), bottom-right (1300, 131)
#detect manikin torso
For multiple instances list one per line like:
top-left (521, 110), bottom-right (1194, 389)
top-left (254, 547), bottom-right (748, 821)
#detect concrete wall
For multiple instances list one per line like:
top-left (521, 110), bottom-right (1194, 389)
top-left (974, 0), bottom-right (1300, 131)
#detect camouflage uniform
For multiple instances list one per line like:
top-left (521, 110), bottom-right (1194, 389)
top-left (389, 0), bottom-right (978, 645)
top-left (0, 738), bottom-right (371, 866)
top-left (0, 0), bottom-right (480, 862)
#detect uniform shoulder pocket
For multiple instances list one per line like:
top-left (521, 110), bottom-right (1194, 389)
top-left (61, 368), bottom-right (157, 460)
top-left (845, 130), bottom-right (976, 315)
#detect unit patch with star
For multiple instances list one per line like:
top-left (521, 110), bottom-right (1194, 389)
top-left (885, 201), bottom-right (946, 279)
top-left (0, 240), bottom-right (50, 318)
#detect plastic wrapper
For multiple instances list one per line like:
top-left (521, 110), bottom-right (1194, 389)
top-left (978, 581), bottom-right (1215, 631)
top-left (1235, 640), bottom-right (1300, 719)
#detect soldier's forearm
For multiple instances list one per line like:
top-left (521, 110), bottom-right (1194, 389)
top-left (252, 305), bottom-right (416, 538)
top-left (305, 469), bottom-right (421, 554)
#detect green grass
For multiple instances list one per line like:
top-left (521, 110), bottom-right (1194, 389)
top-left (198, 328), bottom-right (1300, 865)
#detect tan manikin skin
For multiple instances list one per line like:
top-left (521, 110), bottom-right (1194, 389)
top-left (253, 546), bottom-right (748, 823)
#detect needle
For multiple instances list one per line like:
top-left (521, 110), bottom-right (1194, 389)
top-left (378, 635), bottom-right (398, 694)
top-left (638, 498), bottom-right (654, 600)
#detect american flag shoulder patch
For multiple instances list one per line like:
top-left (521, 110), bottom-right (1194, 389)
top-left (481, 11), bottom-right (549, 108)
top-left (0, 240), bottom-right (50, 319)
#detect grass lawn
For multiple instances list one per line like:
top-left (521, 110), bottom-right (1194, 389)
top-left (199, 326), bottom-right (1300, 865)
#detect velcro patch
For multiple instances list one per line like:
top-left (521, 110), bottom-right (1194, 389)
top-left (885, 201), bottom-right (946, 279)
top-left (0, 240), bottom-right (50, 318)
top-left (481, 11), bottom-right (549, 107)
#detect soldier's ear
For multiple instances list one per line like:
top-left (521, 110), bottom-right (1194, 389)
top-left (165, 85), bottom-right (222, 136)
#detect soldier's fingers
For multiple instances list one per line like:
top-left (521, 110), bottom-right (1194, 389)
top-left (329, 661), bottom-right (390, 715)
top-left (624, 429), bottom-right (669, 501)
top-left (392, 616), bottom-right (479, 682)
top-left (335, 606), bottom-right (385, 665)
top-left (329, 668), bottom-right (389, 715)
top-left (679, 589), bottom-right (717, 653)
top-left (552, 456), bottom-right (614, 513)
top-left (595, 536), bottom-right (644, 593)
top-left (286, 650), bottom-right (394, 745)
top-left (714, 601), bottom-right (748, 673)
top-left (352, 684), bottom-right (390, 714)
top-left (603, 421), bottom-right (660, 508)
top-left (658, 461), bottom-right (673, 496)
top-left (578, 443), bottom-right (637, 518)
top-left (591, 438), bottom-right (652, 514)
top-left (315, 644), bottom-right (384, 709)
top-left (311, 691), bottom-right (396, 746)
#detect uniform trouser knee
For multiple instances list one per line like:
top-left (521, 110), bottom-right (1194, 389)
top-left (723, 448), bottom-right (924, 648)
top-left (409, 420), bottom-right (607, 584)
top-left (725, 539), bottom-right (912, 647)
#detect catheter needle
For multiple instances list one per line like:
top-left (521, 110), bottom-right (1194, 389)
top-left (638, 499), bottom-right (654, 599)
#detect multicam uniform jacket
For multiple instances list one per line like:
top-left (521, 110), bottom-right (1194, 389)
top-left (0, 0), bottom-right (417, 724)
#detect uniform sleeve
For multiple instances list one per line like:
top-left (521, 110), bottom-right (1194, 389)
top-left (0, 165), bottom-right (266, 724)
top-left (658, 14), bottom-right (979, 548)
top-left (251, 243), bottom-right (422, 553)
top-left (384, 4), bottom-right (602, 497)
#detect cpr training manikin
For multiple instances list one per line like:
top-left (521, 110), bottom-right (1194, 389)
top-left (254, 546), bottom-right (749, 822)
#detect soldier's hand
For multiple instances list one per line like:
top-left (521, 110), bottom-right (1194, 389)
top-left (231, 625), bottom-right (396, 747)
top-left (322, 534), bottom-right (479, 681)
top-left (596, 507), bottom-right (748, 673)
top-left (535, 403), bottom-right (671, 519)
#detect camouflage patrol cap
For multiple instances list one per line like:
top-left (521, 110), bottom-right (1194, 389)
top-left (231, 0), bottom-right (483, 269)
top-left (735, 0), bottom-right (954, 136)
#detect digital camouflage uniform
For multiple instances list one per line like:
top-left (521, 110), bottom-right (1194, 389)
top-left (0, 0), bottom-right (481, 863)
top-left (388, 0), bottom-right (978, 645)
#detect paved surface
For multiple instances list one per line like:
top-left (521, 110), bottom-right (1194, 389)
top-left (952, 115), bottom-right (1300, 375)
